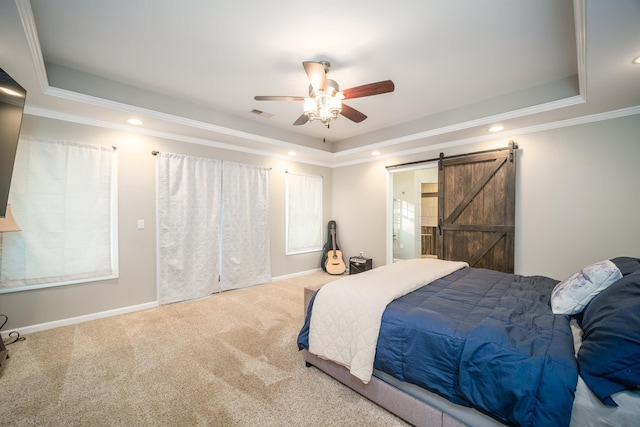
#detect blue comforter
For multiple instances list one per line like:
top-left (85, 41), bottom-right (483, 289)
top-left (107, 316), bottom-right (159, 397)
top-left (298, 267), bottom-right (578, 427)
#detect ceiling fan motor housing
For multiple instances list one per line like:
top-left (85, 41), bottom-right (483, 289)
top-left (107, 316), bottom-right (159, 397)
top-left (308, 79), bottom-right (340, 98)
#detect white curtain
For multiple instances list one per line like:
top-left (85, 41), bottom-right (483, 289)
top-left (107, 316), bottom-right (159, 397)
top-left (285, 173), bottom-right (322, 254)
top-left (219, 162), bottom-right (271, 291)
top-left (156, 155), bottom-right (270, 303)
top-left (157, 153), bottom-right (222, 304)
top-left (1, 136), bottom-right (117, 292)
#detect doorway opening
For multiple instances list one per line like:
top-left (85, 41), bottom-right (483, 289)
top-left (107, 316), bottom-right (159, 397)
top-left (387, 162), bottom-right (438, 264)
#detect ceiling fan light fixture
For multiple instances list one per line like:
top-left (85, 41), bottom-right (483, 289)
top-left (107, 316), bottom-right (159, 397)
top-left (255, 60), bottom-right (394, 127)
top-left (327, 95), bottom-right (342, 116)
top-left (304, 93), bottom-right (342, 126)
top-left (302, 75), bottom-right (344, 126)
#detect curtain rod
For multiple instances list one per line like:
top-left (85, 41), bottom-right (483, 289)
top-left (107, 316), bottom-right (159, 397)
top-left (285, 171), bottom-right (323, 178)
top-left (385, 142), bottom-right (517, 170)
top-left (151, 151), bottom-right (272, 169)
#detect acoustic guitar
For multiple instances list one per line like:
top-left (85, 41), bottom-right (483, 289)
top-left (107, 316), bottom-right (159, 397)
top-left (325, 223), bottom-right (346, 275)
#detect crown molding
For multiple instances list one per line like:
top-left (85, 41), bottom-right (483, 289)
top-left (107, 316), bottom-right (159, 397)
top-left (16, 0), bottom-right (635, 169)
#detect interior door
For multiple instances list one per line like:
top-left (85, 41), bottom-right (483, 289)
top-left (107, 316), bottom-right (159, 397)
top-left (437, 142), bottom-right (517, 273)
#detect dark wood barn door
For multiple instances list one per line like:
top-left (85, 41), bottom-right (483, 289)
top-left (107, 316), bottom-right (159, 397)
top-left (437, 142), bottom-right (517, 273)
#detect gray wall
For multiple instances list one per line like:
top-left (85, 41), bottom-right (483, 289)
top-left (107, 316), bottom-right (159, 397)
top-left (0, 115), bottom-right (332, 330)
top-left (332, 114), bottom-right (640, 281)
top-left (2, 113), bottom-right (639, 331)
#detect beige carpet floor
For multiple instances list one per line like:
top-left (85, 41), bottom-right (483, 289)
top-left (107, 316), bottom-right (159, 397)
top-left (0, 272), bottom-right (409, 426)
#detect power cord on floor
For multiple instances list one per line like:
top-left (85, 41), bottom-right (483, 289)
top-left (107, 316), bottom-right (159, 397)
top-left (0, 314), bottom-right (25, 345)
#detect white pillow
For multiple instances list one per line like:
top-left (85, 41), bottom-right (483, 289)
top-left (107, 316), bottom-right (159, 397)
top-left (551, 260), bottom-right (622, 315)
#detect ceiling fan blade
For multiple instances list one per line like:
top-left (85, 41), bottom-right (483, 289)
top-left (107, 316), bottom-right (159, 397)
top-left (254, 96), bottom-right (305, 101)
top-left (340, 103), bottom-right (367, 123)
top-left (303, 61), bottom-right (327, 93)
top-left (293, 114), bottom-right (309, 126)
top-left (342, 80), bottom-right (395, 99)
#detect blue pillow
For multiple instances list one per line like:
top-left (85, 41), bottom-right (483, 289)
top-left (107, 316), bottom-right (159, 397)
top-left (577, 270), bottom-right (640, 406)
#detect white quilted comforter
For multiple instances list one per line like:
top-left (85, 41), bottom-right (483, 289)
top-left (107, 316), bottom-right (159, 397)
top-left (308, 258), bottom-right (468, 383)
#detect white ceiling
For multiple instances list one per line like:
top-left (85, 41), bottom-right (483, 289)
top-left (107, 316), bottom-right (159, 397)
top-left (0, 0), bottom-right (639, 167)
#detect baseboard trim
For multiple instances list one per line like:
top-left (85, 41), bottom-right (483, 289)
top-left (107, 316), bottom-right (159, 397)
top-left (1, 301), bottom-right (159, 338)
top-left (2, 269), bottom-right (323, 338)
top-left (272, 268), bottom-right (322, 281)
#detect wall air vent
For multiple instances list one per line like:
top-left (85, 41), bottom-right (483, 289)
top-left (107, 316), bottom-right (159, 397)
top-left (250, 109), bottom-right (274, 119)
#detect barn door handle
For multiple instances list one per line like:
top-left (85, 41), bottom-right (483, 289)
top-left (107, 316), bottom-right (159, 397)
top-left (438, 217), bottom-right (443, 235)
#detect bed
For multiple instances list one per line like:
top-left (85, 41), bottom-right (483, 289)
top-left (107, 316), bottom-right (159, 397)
top-left (297, 257), bottom-right (640, 426)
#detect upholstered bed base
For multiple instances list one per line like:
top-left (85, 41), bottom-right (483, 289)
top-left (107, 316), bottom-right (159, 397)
top-left (303, 349), bottom-right (467, 427)
top-left (302, 284), bottom-right (502, 427)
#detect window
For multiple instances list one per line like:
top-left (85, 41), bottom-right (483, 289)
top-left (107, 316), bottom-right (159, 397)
top-left (285, 173), bottom-right (322, 255)
top-left (0, 136), bottom-right (118, 293)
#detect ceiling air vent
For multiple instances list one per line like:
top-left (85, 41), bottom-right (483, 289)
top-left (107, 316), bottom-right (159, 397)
top-left (250, 109), bottom-right (274, 119)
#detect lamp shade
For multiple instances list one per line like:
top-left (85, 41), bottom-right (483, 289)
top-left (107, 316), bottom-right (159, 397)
top-left (0, 204), bottom-right (21, 232)
top-left (303, 98), bottom-right (317, 115)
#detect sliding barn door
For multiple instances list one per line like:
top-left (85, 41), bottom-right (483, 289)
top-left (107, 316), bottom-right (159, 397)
top-left (437, 143), bottom-right (517, 273)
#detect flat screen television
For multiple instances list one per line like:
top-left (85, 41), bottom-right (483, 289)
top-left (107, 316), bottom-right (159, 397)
top-left (0, 67), bottom-right (27, 219)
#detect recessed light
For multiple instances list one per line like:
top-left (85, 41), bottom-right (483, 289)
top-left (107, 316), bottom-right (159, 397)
top-left (127, 118), bottom-right (143, 126)
top-left (288, 151), bottom-right (296, 156)
top-left (371, 151), bottom-right (380, 156)
top-left (633, 55), bottom-right (640, 65)
top-left (489, 125), bottom-right (504, 132)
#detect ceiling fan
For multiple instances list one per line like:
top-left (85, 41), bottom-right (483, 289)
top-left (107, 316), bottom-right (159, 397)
top-left (254, 61), bottom-right (394, 127)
